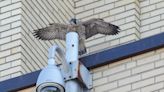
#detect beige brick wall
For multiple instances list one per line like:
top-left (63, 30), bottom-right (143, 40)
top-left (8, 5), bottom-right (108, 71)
top-left (75, 0), bottom-right (141, 54)
top-left (0, 0), bottom-right (22, 81)
top-left (18, 87), bottom-right (35, 92)
top-left (0, 0), bottom-right (74, 81)
top-left (91, 48), bottom-right (164, 92)
top-left (1, 0), bottom-right (164, 91)
top-left (140, 0), bottom-right (164, 38)
top-left (20, 0), bottom-right (74, 73)
top-left (75, 0), bottom-right (164, 53)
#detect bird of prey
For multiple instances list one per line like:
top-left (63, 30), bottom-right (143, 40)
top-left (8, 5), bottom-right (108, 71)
top-left (33, 18), bottom-right (120, 55)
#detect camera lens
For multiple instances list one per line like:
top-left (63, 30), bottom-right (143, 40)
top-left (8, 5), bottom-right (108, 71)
top-left (41, 86), bottom-right (60, 92)
top-left (37, 82), bottom-right (65, 92)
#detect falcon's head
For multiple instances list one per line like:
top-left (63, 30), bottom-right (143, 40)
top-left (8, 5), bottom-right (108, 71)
top-left (70, 18), bottom-right (79, 25)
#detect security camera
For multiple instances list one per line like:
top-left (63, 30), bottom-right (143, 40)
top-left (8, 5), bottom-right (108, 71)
top-left (36, 36), bottom-right (92, 92)
top-left (36, 63), bottom-right (65, 92)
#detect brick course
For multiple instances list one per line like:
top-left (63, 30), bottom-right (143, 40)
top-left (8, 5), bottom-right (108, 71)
top-left (91, 48), bottom-right (164, 92)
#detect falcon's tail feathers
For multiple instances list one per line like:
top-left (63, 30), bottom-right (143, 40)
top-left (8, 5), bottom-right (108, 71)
top-left (79, 39), bottom-right (87, 55)
top-left (79, 48), bottom-right (87, 55)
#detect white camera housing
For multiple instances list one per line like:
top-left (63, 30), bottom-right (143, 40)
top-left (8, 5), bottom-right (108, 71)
top-left (36, 63), bottom-right (65, 92)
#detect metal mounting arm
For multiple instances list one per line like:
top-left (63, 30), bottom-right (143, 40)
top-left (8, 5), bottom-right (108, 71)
top-left (48, 44), bottom-right (69, 73)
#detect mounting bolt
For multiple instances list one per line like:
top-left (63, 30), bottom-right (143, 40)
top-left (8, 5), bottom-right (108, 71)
top-left (69, 76), bottom-right (72, 78)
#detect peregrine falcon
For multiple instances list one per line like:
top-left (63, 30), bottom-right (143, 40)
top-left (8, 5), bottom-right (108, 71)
top-left (33, 18), bottom-right (120, 55)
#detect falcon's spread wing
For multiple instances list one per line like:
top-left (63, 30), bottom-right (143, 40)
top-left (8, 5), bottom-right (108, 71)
top-left (81, 18), bottom-right (120, 39)
top-left (33, 23), bottom-right (68, 40)
top-left (33, 18), bottom-right (120, 55)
